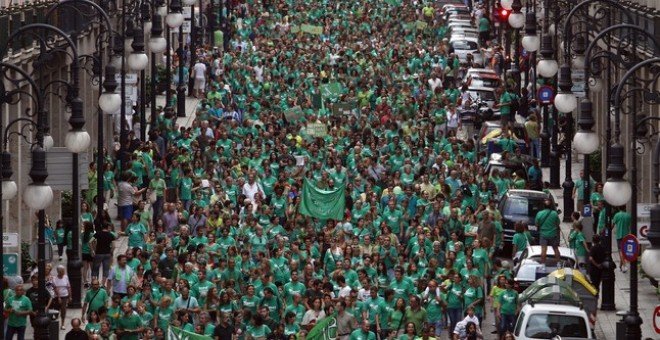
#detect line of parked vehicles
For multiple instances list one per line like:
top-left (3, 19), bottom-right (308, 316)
top-left (442, 3), bottom-right (597, 339)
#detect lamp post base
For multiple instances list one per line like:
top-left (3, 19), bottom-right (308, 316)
top-left (600, 259), bottom-right (616, 311)
top-left (562, 179), bottom-right (575, 222)
top-left (624, 312), bottom-right (643, 340)
top-left (549, 150), bottom-right (561, 188)
top-left (33, 312), bottom-right (50, 340)
top-left (176, 86), bottom-right (186, 117)
top-left (541, 132), bottom-right (550, 167)
top-left (67, 258), bottom-right (83, 308)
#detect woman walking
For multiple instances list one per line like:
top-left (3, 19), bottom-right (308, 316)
top-left (50, 265), bottom-right (71, 330)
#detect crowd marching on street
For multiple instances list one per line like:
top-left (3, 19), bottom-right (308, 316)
top-left (2, 0), bottom-right (636, 340)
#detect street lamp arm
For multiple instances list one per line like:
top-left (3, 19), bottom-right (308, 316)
top-left (0, 24), bottom-right (79, 65)
top-left (613, 58), bottom-right (660, 111)
top-left (44, 0), bottom-right (115, 53)
top-left (561, 0), bottom-right (635, 62)
top-left (584, 24), bottom-right (660, 75)
top-left (3, 117), bottom-right (42, 151)
top-left (0, 65), bottom-right (42, 112)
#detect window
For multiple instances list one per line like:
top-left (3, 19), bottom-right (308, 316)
top-left (452, 40), bottom-right (478, 50)
top-left (504, 197), bottom-right (528, 215)
top-left (524, 313), bottom-right (588, 339)
top-left (514, 311), bottom-right (525, 336)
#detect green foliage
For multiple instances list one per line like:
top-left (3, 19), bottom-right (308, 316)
top-left (20, 242), bottom-right (34, 274)
top-left (589, 150), bottom-right (602, 183)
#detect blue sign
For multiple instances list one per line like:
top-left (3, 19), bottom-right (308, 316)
top-left (537, 85), bottom-right (555, 104)
top-left (583, 204), bottom-right (592, 217)
top-left (622, 234), bottom-right (639, 262)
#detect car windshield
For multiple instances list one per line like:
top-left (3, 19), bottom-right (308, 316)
top-left (504, 197), bottom-right (546, 216)
top-left (524, 314), bottom-right (588, 338)
top-left (452, 40), bottom-right (478, 50)
top-left (468, 90), bottom-right (496, 101)
top-left (471, 78), bottom-right (500, 88)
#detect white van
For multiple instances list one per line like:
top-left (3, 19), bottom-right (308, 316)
top-left (514, 303), bottom-right (594, 339)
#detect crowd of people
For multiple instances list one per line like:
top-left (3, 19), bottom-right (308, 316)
top-left (2, 0), bottom-right (626, 340)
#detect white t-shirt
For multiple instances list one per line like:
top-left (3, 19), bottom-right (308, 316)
top-left (193, 62), bottom-right (207, 80)
top-left (52, 274), bottom-right (70, 297)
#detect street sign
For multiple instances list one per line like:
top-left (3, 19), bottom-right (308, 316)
top-left (654, 305), bottom-right (660, 334)
top-left (537, 85), bottom-right (554, 104)
top-left (637, 203), bottom-right (653, 245)
top-left (3, 253), bottom-right (18, 276)
top-left (582, 204), bottom-right (592, 217)
top-left (2, 233), bottom-right (18, 247)
top-left (622, 234), bottom-right (640, 262)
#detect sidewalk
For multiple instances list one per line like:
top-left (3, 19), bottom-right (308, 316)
top-left (542, 157), bottom-right (660, 340)
top-left (22, 95), bottom-right (199, 340)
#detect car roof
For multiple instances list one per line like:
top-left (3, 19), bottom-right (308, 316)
top-left (466, 68), bottom-right (496, 75)
top-left (506, 189), bottom-right (550, 198)
top-left (520, 303), bottom-right (586, 313)
top-left (470, 73), bottom-right (500, 79)
top-left (467, 86), bottom-right (495, 91)
top-left (525, 246), bottom-right (575, 258)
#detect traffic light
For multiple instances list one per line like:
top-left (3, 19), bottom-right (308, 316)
top-left (499, 8), bottom-right (510, 23)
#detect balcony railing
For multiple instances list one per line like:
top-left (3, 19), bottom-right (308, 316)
top-left (0, 0), bottom-right (95, 57)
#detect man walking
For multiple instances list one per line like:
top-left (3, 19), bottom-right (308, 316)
top-left (5, 285), bottom-right (33, 340)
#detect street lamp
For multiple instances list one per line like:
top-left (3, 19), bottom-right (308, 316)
top-left (0, 21), bottom-right (85, 339)
top-left (641, 204), bottom-right (660, 280)
top-left (521, 12), bottom-right (539, 52)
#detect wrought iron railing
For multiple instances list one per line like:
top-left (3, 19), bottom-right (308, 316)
top-left (0, 0), bottom-right (94, 56)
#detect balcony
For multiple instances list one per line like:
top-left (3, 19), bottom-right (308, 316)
top-left (0, 0), bottom-right (96, 59)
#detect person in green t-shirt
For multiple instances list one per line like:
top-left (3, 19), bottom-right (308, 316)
top-left (535, 199), bottom-right (561, 264)
top-left (569, 219), bottom-right (589, 268)
top-left (82, 279), bottom-right (109, 318)
top-left (5, 285), bottom-right (33, 338)
top-left (497, 87), bottom-right (512, 127)
top-left (497, 280), bottom-right (519, 336)
top-left (613, 207), bottom-right (632, 272)
top-left (116, 302), bottom-right (143, 340)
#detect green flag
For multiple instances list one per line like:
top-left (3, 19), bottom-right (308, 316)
top-left (299, 179), bottom-right (345, 220)
top-left (303, 314), bottom-right (338, 340)
top-left (168, 326), bottom-right (213, 340)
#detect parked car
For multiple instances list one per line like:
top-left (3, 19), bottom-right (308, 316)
top-left (450, 37), bottom-right (484, 66)
top-left (476, 122), bottom-right (529, 154)
top-left (514, 285), bottom-right (594, 339)
top-left (498, 190), bottom-right (559, 253)
top-left (513, 246), bottom-right (577, 291)
top-left (485, 154), bottom-right (534, 181)
top-left (465, 72), bottom-right (502, 90)
top-left (463, 68), bottom-right (497, 83)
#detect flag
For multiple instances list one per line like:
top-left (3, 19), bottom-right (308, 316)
top-left (304, 314), bottom-right (338, 340)
top-left (299, 178), bottom-right (345, 220)
top-left (168, 326), bottom-right (213, 340)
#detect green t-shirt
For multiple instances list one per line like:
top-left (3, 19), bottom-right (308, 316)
top-left (613, 211), bottom-right (632, 240)
top-left (499, 91), bottom-right (512, 115)
top-left (512, 232), bottom-right (528, 253)
top-left (149, 178), bottom-right (166, 197)
top-left (126, 222), bottom-right (147, 249)
top-left (84, 288), bottom-right (109, 313)
top-left (116, 313), bottom-right (142, 340)
top-left (498, 289), bottom-right (518, 315)
top-left (535, 209), bottom-right (560, 239)
top-left (6, 295), bottom-right (32, 327)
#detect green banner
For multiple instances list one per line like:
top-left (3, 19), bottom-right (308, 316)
top-left (301, 24), bottom-right (323, 35)
top-left (384, 0), bottom-right (401, 5)
top-left (299, 179), bottom-right (345, 220)
top-left (304, 122), bottom-right (328, 138)
top-left (168, 326), bottom-right (212, 340)
top-left (416, 20), bottom-right (428, 30)
top-left (304, 314), bottom-right (338, 340)
top-left (332, 101), bottom-right (359, 116)
top-left (290, 25), bottom-right (300, 33)
top-left (319, 82), bottom-right (342, 98)
top-left (284, 106), bottom-right (303, 121)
